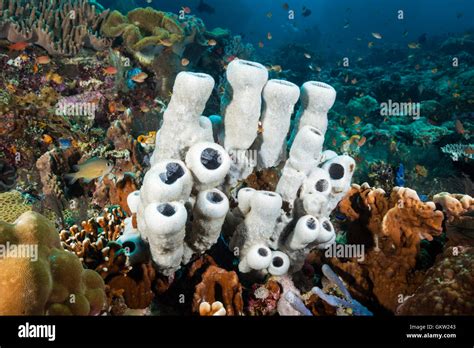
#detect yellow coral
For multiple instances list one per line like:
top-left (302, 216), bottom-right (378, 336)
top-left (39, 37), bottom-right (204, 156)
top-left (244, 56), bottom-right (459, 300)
top-left (0, 190), bottom-right (32, 223)
top-left (0, 211), bottom-right (106, 315)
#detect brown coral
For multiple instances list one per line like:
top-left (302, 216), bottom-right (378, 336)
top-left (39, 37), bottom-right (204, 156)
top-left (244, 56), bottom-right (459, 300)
top-left (397, 246), bottom-right (474, 315)
top-left (327, 183), bottom-right (445, 312)
top-left (0, 211), bottom-right (106, 315)
top-left (190, 259), bottom-right (244, 316)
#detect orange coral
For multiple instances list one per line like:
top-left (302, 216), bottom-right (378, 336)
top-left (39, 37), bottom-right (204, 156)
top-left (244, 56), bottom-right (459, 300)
top-left (191, 263), bottom-right (244, 316)
top-left (329, 184), bottom-right (445, 312)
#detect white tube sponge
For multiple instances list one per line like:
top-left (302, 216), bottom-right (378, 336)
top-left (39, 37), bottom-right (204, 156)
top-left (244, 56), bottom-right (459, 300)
top-left (127, 190), bottom-right (141, 214)
top-left (136, 160), bottom-right (192, 235)
top-left (258, 79), bottom-right (300, 168)
top-left (299, 167), bottom-right (332, 218)
top-left (287, 215), bottom-right (320, 250)
top-left (143, 202), bottom-right (188, 275)
top-left (268, 251), bottom-right (290, 276)
top-left (230, 190), bottom-right (283, 273)
top-left (315, 217), bottom-right (336, 249)
top-left (185, 142), bottom-right (231, 191)
top-left (296, 81), bottom-right (336, 136)
top-left (322, 155), bottom-right (356, 212)
top-left (184, 189), bottom-right (229, 259)
top-left (152, 72), bottom-right (215, 163)
top-left (223, 59), bottom-right (269, 150)
top-left (276, 126), bottom-right (324, 203)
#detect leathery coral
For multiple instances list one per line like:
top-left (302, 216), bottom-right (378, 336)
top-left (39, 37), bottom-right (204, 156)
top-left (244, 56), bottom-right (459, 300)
top-left (329, 183), bottom-right (444, 312)
top-left (397, 246), bottom-right (474, 315)
top-left (0, 211), bottom-right (106, 315)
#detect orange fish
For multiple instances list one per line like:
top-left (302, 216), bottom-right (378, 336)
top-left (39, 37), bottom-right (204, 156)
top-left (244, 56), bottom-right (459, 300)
top-left (207, 39), bottom-right (217, 46)
top-left (182, 6), bottom-right (191, 14)
top-left (357, 136), bottom-right (367, 147)
top-left (267, 32), bottom-right (273, 40)
top-left (181, 58), bottom-right (190, 66)
top-left (33, 64), bottom-right (39, 74)
top-left (455, 120), bottom-right (465, 134)
top-left (353, 116), bottom-right (361, 125)
top-left (131, 72), bottom-right (148, 83)
top-left (415, 165), bottom-right (428, 177)
top-left (104, 66), bottom-right (118, 75)
top-left (351, 78), bottom-right (358, 85)
top-left (36, 56), bottom-right (51, 65)
top-left (108, 101), bottom-right (116, 113)
top-left (41, 134), bottom-right (53, 145)
top-left (8, 42), bottom-right (29, 51)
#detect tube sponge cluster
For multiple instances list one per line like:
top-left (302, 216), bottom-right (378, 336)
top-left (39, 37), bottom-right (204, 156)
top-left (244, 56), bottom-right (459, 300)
top-left (137, 59), bottom-right (353, 277)
top-left (0, 211), bottom-right (106, 315)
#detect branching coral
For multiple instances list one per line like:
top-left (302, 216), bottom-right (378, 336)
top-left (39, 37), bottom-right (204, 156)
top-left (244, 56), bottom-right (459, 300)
top-left (397, 246), bottom-right (474, 315)
top-left (0, 211), bottom-right (106, 315)
top-left (0, 0), bottom-right (111, 56)
top-left (441, 143), bottom-right (474, 162)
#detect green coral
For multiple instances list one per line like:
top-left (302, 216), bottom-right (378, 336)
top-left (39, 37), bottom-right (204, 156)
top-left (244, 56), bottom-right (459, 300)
top-left (101, 7), bottom-right (184, 65)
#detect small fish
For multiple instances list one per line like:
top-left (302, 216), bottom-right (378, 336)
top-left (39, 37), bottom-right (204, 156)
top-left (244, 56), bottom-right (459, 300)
top-left (41, 134), bottom-right (53, 145)
top-left (8, 42), bottom-right (29, 51)
top-left (36, 56), bottom-right (51, 65)
top-left (160, 38), bottom-right (173, 47)
top-left (182, 6), bottom-right (191, 14)
top-left (453, 93), bottom-right (461, 98)
top-left (351, 78), bottom-right (358, 85)
top-left (431, 68), bottom-right (438, 74)
top-left (332, 138), bottom-right (337, 146)
top-left (268, 65), bottom-right (282, 73)
top-left (282, 3), bottom-right (289, 11)
top-left (104, 66), bottom-right (118, 75)
top-left (258, 41), bottom-right (264, 48)
top-left (108, 101), bottom-right (117, 113)
top-left (368, 41), bottom-right (374, 48)
top-left (357, 136), bottom-right (367, 147)
top-left (465, 147), bottom-right (474, 155)
top-left (371, 32), bottom-right (382, 39)
top-left (302, 6), bottom-right (312, 17)
top-left (131, 72), bottom-right (148, 83)
top-left (455, 120), bottom-right (465, 134)
top-left (181, 58), bottom-right (190, 66)
top-left (266, 11), bottom-right (272, 18)
top-left (353, 116), bottom-right (361, 125)
top-left (415, 165), bottom-right (428, 177)
top-left (343, 22), bottom-right (350, 29)
top-left (58, 138), bottom-right (72, 149)
top-left (403, 30), bottom-right (409, 37)
top-left (408, 42), bottom-right (420, 49)
top-left (140, 104), bottom-right (150, 113)
top-left (356, 37), bottom-right (362, 41)
top-left (304, 52), bottom-right (311, 59)
top-left (344, 74), bottom-right (349, 83)
top-left (415, 64), bottom-right (420, 70)
top-left (207, 39), bottom-right (217, 46)
top-left (65, 158), bottom-right (114, 184)
top-left (267, 32), bottom-right (273, 40)
top-left (46, 72), bottom-right (63, 84)
top-left (33, 64), bottom-right (39, 74)
top-left (390, 140), bottom-right (398, 152)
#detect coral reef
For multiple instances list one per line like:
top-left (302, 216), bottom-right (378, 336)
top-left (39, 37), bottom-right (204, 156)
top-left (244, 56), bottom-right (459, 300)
top-left (0, 0), bottom-right (110, 56)
top-left (0, 211), bottom-right (106, 315)
top-left (397, 246), bottom-right (474, 315)
top-left (0, 190), bottom-right (32, 223)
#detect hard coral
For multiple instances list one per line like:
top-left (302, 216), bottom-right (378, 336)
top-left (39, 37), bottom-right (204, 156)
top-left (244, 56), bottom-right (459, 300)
top-left (329, 183), bottom-right (444, 312)
top-left (0, 211), bottom-right (106, 315)
top-left (0, 190), bottom-right (32, 223)
top-left (397, 246), bottom-right (474, 315)
top-left (101, 8), bottom-right (184, 65)
top-left (0, 0), bottom-right (110, 56)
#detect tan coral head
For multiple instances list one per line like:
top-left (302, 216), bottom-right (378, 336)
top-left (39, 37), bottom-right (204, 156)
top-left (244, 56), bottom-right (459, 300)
top-left (199, 301), bottom-right (227, 316)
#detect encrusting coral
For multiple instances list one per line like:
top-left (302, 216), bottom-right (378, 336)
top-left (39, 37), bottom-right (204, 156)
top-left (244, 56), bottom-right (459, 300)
top-left (0, 190), bottom-right (32, 223)
top-left (0, 0), bottom-right (111, 56)
top-left (397, 246), bottom-right (474, 315)
top-left (0, 211), bottom-right (106, 315)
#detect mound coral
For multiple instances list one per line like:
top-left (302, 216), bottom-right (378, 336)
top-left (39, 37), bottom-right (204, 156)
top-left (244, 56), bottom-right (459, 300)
top-left (397, 246), bottom-right (474, 315)
top-left (0, 211), bottom-right (106, 315)
top-left (0, 0), bottom-right (111, 56)
top-left (0, 190), bottom-right (32, 223)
